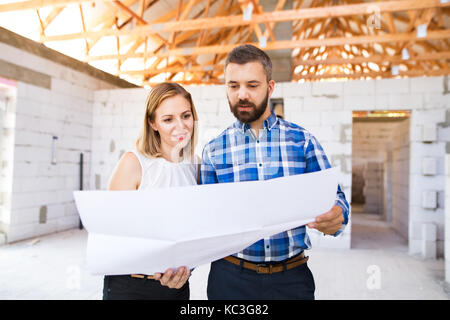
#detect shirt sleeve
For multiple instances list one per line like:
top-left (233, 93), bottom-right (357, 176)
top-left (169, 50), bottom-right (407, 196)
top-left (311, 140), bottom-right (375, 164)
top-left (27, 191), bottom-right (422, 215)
top-left (304, 134), bottom-right (350, 237)
top-left (199, 143), bottom-right (219, 185)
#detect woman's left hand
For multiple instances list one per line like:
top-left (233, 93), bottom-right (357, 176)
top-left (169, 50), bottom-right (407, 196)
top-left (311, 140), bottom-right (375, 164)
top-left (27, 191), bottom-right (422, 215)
top-left (154, 267), bottom-right (190, 289)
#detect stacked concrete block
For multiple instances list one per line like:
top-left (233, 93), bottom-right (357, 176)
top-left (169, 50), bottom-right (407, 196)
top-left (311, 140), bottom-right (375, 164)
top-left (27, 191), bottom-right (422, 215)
top-left (363, 162), bottom-right (384, 215)
top-left (422, 157), bottom-right (437, 176)
top-left (421, 223), bottom-right (437, 259)
top-left (422, 191), bottom-right (438, 209)
top-left (422, 124), bottom-right (437, 143)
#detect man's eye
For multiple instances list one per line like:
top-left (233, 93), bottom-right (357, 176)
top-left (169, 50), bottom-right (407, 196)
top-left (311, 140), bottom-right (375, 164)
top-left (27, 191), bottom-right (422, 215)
top-left (229, 85), bottom-right (238, 89)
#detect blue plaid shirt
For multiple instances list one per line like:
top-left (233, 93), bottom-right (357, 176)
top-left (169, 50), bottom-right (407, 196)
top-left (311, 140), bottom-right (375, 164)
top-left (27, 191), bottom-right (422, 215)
top-left (200, 111), bottom-right (350, 263)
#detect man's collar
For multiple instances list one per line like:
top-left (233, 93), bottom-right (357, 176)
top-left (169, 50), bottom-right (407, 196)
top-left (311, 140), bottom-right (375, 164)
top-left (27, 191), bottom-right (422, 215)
top-left (233, 111), bottom-right (278, 133)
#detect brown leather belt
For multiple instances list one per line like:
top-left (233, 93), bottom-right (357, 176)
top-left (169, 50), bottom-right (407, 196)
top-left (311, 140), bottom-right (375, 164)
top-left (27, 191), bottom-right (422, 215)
top-left (130, 274), bottom-right (155, 279)
top-left (223, 252), bottom-right (308, 274)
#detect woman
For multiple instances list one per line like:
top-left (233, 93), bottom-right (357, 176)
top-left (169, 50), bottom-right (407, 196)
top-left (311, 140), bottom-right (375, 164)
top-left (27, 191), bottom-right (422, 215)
top-left (103, 82), bottom-right (200, 300)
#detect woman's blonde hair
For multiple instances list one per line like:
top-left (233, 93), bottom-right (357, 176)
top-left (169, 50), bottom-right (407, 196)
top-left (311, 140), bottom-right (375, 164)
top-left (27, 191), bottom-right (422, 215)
top-left (136, 82), bottom-right (198, 160)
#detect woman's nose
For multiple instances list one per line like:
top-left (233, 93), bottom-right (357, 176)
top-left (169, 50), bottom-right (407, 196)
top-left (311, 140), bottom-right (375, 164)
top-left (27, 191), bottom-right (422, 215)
top-left (175, 117), bottom-right (186, 130)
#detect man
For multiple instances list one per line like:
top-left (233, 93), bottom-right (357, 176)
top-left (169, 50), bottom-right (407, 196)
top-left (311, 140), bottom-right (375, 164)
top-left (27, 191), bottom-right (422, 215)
top-left (200, 44), bottom-right (350, 300)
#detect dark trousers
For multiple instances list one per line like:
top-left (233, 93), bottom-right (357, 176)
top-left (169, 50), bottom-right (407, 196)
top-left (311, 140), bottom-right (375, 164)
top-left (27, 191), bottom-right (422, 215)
top-left (103, 275), bottom-right (189, 300)
top-left (207, 258), bottom-right (315, 300)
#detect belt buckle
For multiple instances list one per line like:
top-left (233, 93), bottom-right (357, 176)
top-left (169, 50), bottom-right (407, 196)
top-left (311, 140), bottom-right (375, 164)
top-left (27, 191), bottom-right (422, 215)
top-left (256, 263), bottom-right (268, 274)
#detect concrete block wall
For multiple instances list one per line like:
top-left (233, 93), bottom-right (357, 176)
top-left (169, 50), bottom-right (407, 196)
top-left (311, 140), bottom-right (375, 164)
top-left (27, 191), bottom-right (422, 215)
top-left (0, 85), bottom-right (16, 244)
top-left (90, 88), bottom-right (148, 190)
top-left (6, 81), bottom-right (93, 243)
top-left (0, 41), bottom-right (120, 243)
top-left (391, 119), bottom-right (410, 240)
top-left (363, 162), bottom-right (383, 215)
top-left (409, 106), bottom-right (449, 258)
top-left (279, 76), bottom-right (449, 254)
top-left (352, 121), bottom-right (399, 165)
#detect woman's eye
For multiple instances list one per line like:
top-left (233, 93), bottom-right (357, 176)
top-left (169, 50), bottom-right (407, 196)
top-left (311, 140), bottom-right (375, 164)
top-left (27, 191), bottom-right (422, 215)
top-left (163, 118), bottom-right (172, 123)
top-left (184, 114), bottom-right (192, 119)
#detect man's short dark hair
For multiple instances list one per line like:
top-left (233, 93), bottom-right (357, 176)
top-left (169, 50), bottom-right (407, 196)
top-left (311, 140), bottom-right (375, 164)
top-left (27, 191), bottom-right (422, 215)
top-left (225, 44), bottom-right (272, 82)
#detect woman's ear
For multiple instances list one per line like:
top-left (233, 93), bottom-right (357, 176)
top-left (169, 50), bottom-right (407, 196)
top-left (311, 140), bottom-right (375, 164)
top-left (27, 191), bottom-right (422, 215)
top-left (148, 118), bottom-right (158, 132)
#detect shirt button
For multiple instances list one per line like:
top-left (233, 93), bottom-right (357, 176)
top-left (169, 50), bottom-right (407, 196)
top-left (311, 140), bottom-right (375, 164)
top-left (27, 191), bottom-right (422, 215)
top-left (256, 140), bottom-right (260, 144)
top-left (266, 245), bottom-right (270, 249)
top-left (258, 163), bottom-right (262, 167)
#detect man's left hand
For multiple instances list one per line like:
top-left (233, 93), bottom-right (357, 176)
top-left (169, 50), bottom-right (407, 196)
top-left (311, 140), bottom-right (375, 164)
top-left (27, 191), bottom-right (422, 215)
top-left (307, 205), bottom-right (344, 235)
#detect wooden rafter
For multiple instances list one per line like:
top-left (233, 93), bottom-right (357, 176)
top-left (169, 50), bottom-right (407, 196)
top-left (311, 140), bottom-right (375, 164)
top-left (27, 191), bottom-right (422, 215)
top-left (85, 29), bottom-right (450, 61)
top-left (39, 0), bottom-right (450, 42)
top-left (294, 51), bottom-right (450, 67)
top-left (294, 67), bottom-right (450, 81)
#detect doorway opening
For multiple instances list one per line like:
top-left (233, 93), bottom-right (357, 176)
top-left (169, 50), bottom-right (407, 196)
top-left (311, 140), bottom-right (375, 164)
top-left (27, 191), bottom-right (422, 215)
top-left (351, 110), bottom-right (410, 250)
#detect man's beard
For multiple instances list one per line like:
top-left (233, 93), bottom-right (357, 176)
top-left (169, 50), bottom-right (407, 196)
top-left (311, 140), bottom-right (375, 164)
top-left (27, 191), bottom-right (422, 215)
top-left (228, 90), bottom-right (269, 124)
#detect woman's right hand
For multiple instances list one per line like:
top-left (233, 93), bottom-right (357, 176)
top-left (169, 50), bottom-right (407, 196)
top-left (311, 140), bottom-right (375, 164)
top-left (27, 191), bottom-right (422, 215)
top-left (154, 267), bottom-right (190, 289)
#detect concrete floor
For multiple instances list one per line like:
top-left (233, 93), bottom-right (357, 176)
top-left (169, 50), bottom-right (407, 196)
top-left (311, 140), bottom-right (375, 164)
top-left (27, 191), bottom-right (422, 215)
top-left (0, 211), bottom-right (448, 300)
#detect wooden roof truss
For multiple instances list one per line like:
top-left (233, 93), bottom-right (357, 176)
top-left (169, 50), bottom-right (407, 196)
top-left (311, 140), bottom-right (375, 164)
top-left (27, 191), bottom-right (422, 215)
top-left (0, 0), bottom-right (449, 84)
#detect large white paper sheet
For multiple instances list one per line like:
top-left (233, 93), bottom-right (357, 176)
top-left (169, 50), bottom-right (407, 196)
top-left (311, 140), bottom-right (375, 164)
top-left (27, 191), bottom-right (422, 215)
top-left (74, 167), bottom-right (339, 275)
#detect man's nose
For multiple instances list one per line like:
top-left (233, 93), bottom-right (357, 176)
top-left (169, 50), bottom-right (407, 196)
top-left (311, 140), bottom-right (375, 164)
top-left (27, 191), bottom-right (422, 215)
top-left (237, 87), bottom-right (250, 100)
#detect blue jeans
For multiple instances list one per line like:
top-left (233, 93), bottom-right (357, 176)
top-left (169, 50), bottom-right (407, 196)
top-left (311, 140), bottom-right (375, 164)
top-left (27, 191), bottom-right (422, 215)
top-left (207, 257), bottom-right (315, 300)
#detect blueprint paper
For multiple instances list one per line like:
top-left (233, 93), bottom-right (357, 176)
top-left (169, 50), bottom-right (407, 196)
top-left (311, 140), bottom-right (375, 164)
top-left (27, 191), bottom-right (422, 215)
top-left (74, 167), bottom-right (339, 275)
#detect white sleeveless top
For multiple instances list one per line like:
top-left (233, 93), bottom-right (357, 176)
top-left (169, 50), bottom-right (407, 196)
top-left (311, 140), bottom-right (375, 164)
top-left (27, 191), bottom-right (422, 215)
top-left (130, 150), bottom-right (198, 189)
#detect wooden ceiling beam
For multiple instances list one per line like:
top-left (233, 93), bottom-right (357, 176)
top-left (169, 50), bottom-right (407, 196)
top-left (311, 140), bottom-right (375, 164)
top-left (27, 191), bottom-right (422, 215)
top-left (294, 51), bottom-right (450, 66)
top-left (122, 63), bottom-right (223, 76)
top-left (293, 67), bottom-right (450, 81)
top-left (40, 0), bottom-right (450, 42)
top-left (142, 78), bottom-right (222, 86)
top-left (86, 29), bottom-right (450, 61)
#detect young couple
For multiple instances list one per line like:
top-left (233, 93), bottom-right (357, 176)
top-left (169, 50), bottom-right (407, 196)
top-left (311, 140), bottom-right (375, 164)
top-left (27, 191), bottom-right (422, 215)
top-left (103, 44), bottom-right (350, 300)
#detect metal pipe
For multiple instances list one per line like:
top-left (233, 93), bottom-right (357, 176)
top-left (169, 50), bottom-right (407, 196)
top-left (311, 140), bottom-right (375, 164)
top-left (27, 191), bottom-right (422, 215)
top-left (79, 152), bottom-right (84, 230)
